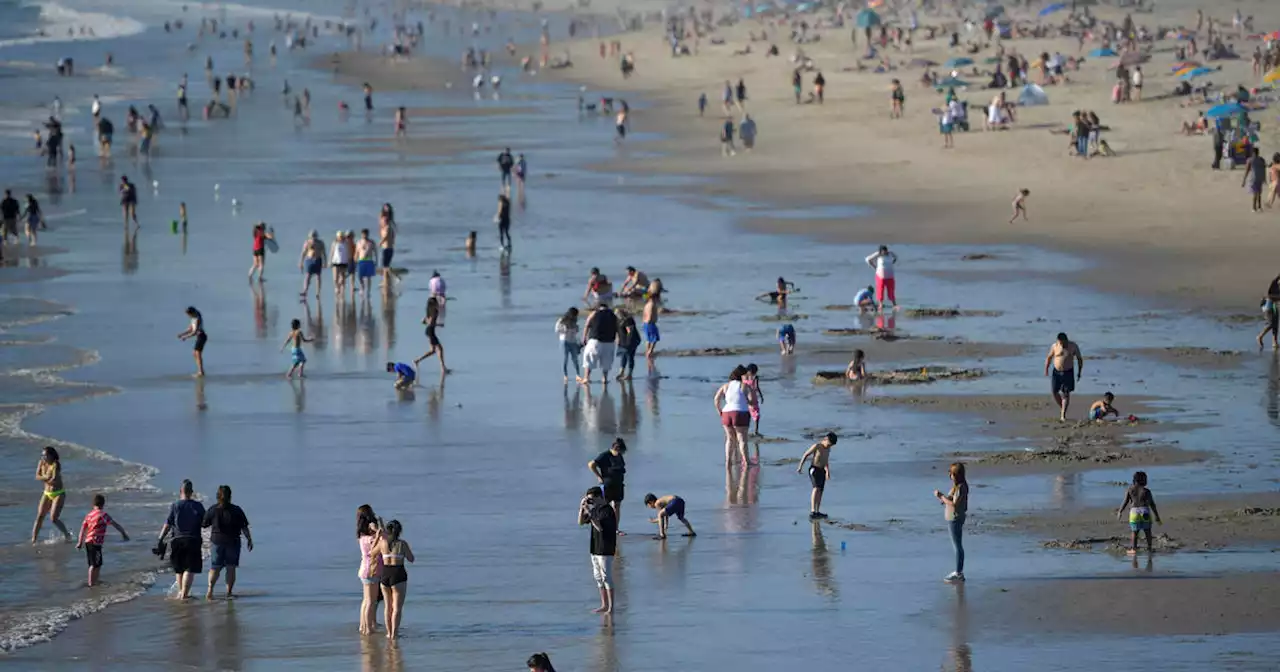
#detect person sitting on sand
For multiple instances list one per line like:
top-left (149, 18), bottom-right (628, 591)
top-left (1180, 112), bottom-right (1209, 135)
top-left (643, 493), bottom-right (696, 539)
top-left (387, 361), bottom-right (415, 390)
top-left (1088, 392), bottom-right (1119, 422)
top-left (854, 285), bottom-right (876, 313)
top-left (845, 349), bottom-right (867, 380)
top-left (1116, 471), bottom-right (1161, 556)
top-left (619, 266), bottom-right (649, 299)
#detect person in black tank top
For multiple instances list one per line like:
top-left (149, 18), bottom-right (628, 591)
top-left (580, 305), bottom-right (618, 384)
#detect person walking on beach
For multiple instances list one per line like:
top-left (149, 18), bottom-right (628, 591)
top-left (356, 505), bottom-right (382, 635)
top-left (515, 153), bottom-right (528, 202)
top-left (721, 80), bottom-right (734, 114)
top-left (792, 69), bottom-right (803, 104)
top-left (31, 446), bottom-right (72, 544)
top-left (1243, 147), bottom-right (1267, 212)
top-left (281, 318), bottom-right (312, 378)
top-left (644, 493), bottom-right (696, 539)
top-left (1044, 332), bottom-right (1083, 421)
top-left (813, 71), bottom-right (826, 104)
top-left (556, 307), bottom-right (582, 382)
top-left (158, 479), bottom-right (206, 600)
top-left (1116, 471), bottom-right (1162, 556)
top-left (578, 486), bottom-right (618, 614)
top-left (369, 519), bottom-right (414, 640)
top-left (865, 245), bottom-right (898, 312)
top-left (720, 116), bottom-right (736, 157)
top-left (616, 309), bottom-right (641, 381)
top-left (588, 438), bottom-right (627, 533)
top-left (248, 223), bottom-right (273, 283)
top-left (76, 493), bottom-right (128, 587)
top-left (580, 303), bottom-right (618, 384)
top-left (119, 175), bottom-right (138, 231)
top-left (413, 296), bottom-right (449, 375)
top-left (379, 203), bottom-right (396, 287)
top-left (202, 484), bottom-right (253, 600)
top-left (713, 365), bottom-right (756, 466)
top-left (797, 432), bottom-right (836, 519)
top-left (1, 190), bottom-right (19, 246)
top-left (363, 82), bottom-right (374, 117)
top-left (495, 193), bottom-right (512, 250)
top-left (330, 231), bottom-right (350, 296)
top-left (933, 462), bottom-right (969, 582)
top-left (355, 229), bottom-right (377, 295)
top-left (1009, 188), bottom-right (1030, 223)
top-left (497, 147), bottom-right (514, 194)
top-left (22, 194), bottom-right (42, 247)
top-left (614, 107), bottom-right (627, 143)
top-left (428, 270), bottom-right (447, 324)
top-left (298, 230), bottom-right (326, 299)
top-left (177, 306), bottom-right (208, 377)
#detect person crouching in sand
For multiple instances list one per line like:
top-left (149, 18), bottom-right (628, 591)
top-left (845, 349), bottom-right (867, 380)
top-left (1088, 391), bottom-right (1119, 422)
top-left (387, 361), bottom-right (416, 389)
top-left (644, 493), bottom-right (695, 539)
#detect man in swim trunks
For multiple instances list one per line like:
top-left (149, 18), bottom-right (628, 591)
top-left (643, 493), bottom-right (696, 539)
top-left (1044, 332), bottom-right (1083, 421)
top-left (619, 266), bottom-right (649, 299)
top-left (797, 432), bottom-right (836, 519)
top-left (355, 229), bottom-right (377, 296)
top-left (642, 290), bottom-right (660, 359)
top-left (158, 479), bottom-right (206, 600)
top-left (387, 361), bottom-right (416, 389)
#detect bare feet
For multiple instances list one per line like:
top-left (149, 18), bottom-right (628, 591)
top-left (205, 590), bottom-right (214, 601)
top-left (592, 605), bottom-right (609, 613)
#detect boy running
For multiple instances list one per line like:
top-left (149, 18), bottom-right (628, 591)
top-left (1009, 188), bottom-right (1030, 223)
top-left (643, 493), bottom-right (696, 539)
top-left (797, 432), bottom-right (837, 519)
top-left (280, 318), bottom-right (312, 378)
top-left (76, 493), bottom-right (129, 587)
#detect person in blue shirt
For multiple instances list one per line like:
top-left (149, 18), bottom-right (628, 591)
top-left (854, 285), bottom-right (876, 313)
top-left (387, 362), bottom-right (416, 389)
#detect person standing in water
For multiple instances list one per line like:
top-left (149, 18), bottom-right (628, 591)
top-left (22, 194), bottom-right (42, 246)
top-left (76, 493), bottom-right (129, 587)
top-left (31, 446), bottom-right (73, 543)
top-left (514, 153), bottom-right (528, 202)
top-left (298, 230), bottom-right (326, 300)
top-left (355, 229), bottom-right (377, 296)
top-left (158, 479), bottom-right (206, 600)
top-left (413, 296), bottom-right (449, 375)
top-left (355, 505), bottom-right (382, 635)
top-left (202, 484), bottom-right (253, 600)
top-left (330, 231), bottom-right (350, 296)
top-left (797, 432), bottom-right (837, 519)
top-left (497, 147), bottom-right (514, 194)
top-left (643, 493), bottom-right (696, 539)
top-left (281, 318), bottom-right (312, 378)
top-left (379, 203), bottom-right (396, 287)
top-left (933, 462), bottom-right (969, 582)
top-left (713, 365), bottom-right (756, 466)
top-left (369, 520), bottom-right (415, 640)
top-left (578, 486), bottom-right (618, 614)
top-left (615, 309), bottom-right (641, 381)
top-left (580, 303), bottom-right (618, 384)
top-left (642, 289), bottom-right (660, 359)
top-left (1044, 332), bottom-right (1083, 421)
top-left (177, 306), bottom-right (208, 376)
top-left (744, 363), bottom-right (764, 439)
top-left (865, 245), bottom-right (898, 312)
top-left (363, 82), bottom-right (374, 117)
top-left (495, 193), bottom-right (512, 250)
top-left (556, 307), bottom-right (581, 382)
top-left (1116, 470), bottom-right (1162, 556)
top-left (587, 438), bottom-right (627, 534)
top-left (119, 175), bottom-right (138, 232)
top-left (248, 223), bottom-right (273, 283)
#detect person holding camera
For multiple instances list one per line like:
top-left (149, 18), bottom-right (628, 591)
top-left (157, 479), bottom-right (205, 600)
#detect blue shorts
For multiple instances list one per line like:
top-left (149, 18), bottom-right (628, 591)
top-left (211, 542), bottom-right (241, 569)
top-left (291, 348), bottom-right (306, 365)
top-left (357, 260), bottom-right (376, 278)
top-left (778, 324), bottom-right (796, 344)
top-left (1129, 521), bottom-right (1152, 532)
top-left (305, 259), bottom-right (322, 275)
top-left (642, 322), bottom-right (660, 343)
top-left (662, 496), bottom-right (686, 521)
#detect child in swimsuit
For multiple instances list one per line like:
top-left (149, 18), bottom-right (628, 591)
top-left (1088, 392), bottom-right (1118, 422)
top-left (643, 493), bottom-right (696, 539)
top-left (744, 363), bottom-right (764, 438)
top-left (1116, 471), bottom-right (1161, 556)
top-left (281, 318), bottom-right (312, 379)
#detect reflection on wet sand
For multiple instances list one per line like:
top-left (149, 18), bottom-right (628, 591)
top-left (209, 603), bottom-right (242, 672)
top-left (809, 521), bottom-right (838, 599)
top-left (617, 379), bottom-right (638, 435)
top-left (1267, 351), bottom-right (1280, 425)
top-left (645, 368), bottom-right (660, 423)
top-left (121, 233), bottom-right (139, 275)
top-left (381, 284), bottom-right (396, 350)
top-left (944, 584), bottom-right (972, 672)
top-left (357, 297), bottom-right (378, 353)
top-left (564, 385), bottom-right (582, 431)
top-left (290, 378), bottom-right (306, 413)
top-left (583, 384), bottom-right (617, 435)
top-left (1052, 472), bottom-right (1080, 509)
top-left (427, 371), bottom-right (446, 420)
top-left (194, 377), bottom-right (207, 411)
top-left (360, 634), bottom-right (404, 672)
top-left (591, 616), bottom-right (617, 672)
top-left (499, 250), bottom-right (511, 309)
top-left (303, 299), bottom-right (325, 352)
top-left (252, 285), bottom-right (270, 340)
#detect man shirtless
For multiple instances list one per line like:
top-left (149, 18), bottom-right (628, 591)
top-left (642, 290), bottom-right (660, 359)
top-left (797, 432), bottom-right (837, 519)
top-left (1044, 332), bottom-right (1083, 421)
top-left (619, 266), bottom-right (649, 299)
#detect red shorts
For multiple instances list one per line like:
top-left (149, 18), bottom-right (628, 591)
top-left (875, 276), bottom-right (896, 303)
top-left (721, 411), bottom-right (750, 428)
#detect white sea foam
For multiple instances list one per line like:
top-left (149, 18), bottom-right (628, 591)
top-left (0, 2), bottom-right (148, 50)
top-left (0, 570), bottom-right (158, 653)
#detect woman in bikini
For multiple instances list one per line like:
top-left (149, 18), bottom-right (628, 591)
top-left (31, 446), bottom-right (72, 543)
top-left (369, 519), bottom-right (415, 640)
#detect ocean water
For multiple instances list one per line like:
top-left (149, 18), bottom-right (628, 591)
top-left (0, 1), bottom-right (1277, 669)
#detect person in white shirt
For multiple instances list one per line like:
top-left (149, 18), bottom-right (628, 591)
top-left (428, 271), bottom-right (447, 325)
top-left (865, 245), bottom-right (898, 312)
top-left (91, 95), bottom-right (101, 120)
top-left (1130, 66), bottom-right (1143, 101)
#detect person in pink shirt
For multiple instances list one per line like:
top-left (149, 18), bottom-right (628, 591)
top-left (76, 494), bottom-right (130, 587)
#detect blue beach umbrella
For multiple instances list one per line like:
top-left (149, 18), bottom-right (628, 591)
top-left (855, 9), bottom-right (881, 28)
top-left (1089, 47), bottom-right (1117, 57)
top-left (1205, 102), bottom-right (1245, 119)
top-left (1039, 3), bottom-right (1067, 17)
top-left (1179, 67), bottom-right (1214, 80)
top-left (944, 56), bottom-right (973, 68)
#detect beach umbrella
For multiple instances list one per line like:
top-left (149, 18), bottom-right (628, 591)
top-left (1205, 102), bottom-right (1245, 119)
top-left (1088, 47), bottom-right (1117, 57)
top-left (944, 56), bottom-right (973, 68)
top-left (1264, 69), bottom-right (1280, 84)
top-left (855, 8), bottom-right (881, 28)
top-left (1038, 3), bottom-right (1066, 16)
top-left (1172, 66), bottom-right (1197, 77)
top-left (1171, 61), bottom-right (1201, 71)
top-left (1179, 67), bottom-right (1214, 80)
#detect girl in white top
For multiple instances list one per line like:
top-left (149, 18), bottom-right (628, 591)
top-left (864, 245), bottom-right (899, 312)
top-left (555, 307), bottom-right (581, 381)
top-left (330, 231), bottom-right (351, 295)
top-left (713, 365), bottom-right (757, 465)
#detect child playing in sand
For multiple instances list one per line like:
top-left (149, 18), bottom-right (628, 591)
top-left (76, 493), bottom-right (129, 587)
top-left (643, 493), bottom-right (696, 539)
top-left (281, 319), bottom-right (312, 378)
top-left (797, 432), bottom-right (837, 519)
top-left (777, 323), bottom-right (796, 355)
top-left (745, 363), bottom-right (764, 438)
top-left (845, 349), bottom-right (867, 380)
top-left (854, 285), bottom-right (876, 313)
top-left (387, 361), bottom-right (416, 389)
top-left (1116, 471), bottom-right (1161, 556)
top-left (1088, 392), bottom-right (1119, 422)
top-left (1009, 188), bottom-right (1029, 223)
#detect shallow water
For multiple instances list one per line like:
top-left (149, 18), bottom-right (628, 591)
top-left (0, 0), bottom-right (1278, 669)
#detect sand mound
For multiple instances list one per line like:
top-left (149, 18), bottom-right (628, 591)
top-left (813, 367), bottom-right (984, 385)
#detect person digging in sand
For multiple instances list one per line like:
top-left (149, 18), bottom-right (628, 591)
top-left (643, 493), bottom-right (696, 539)
top-left (1116, 471), bottom-right (1161, 556)
top-left (1088, 391), bottom-right (1119, 422)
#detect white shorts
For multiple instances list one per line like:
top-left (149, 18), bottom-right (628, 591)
top-left (591, 554), bottom-right (613, 589)
top-left (583, 340), bottom-right (615, 372)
